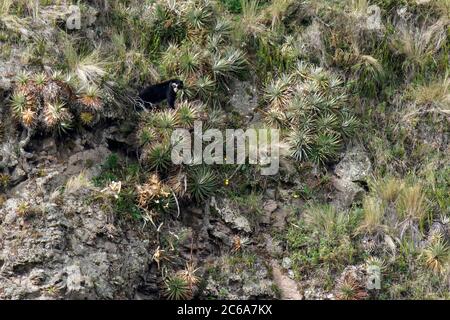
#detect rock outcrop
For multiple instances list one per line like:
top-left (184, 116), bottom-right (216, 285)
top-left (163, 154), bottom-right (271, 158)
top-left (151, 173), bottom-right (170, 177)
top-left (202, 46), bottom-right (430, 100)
top-left (0, 173), bottom-right (152, 299)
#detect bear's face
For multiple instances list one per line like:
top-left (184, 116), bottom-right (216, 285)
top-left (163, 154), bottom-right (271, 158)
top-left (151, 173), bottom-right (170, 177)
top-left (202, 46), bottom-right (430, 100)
top-left (171, 80), bottom-right (184, 93)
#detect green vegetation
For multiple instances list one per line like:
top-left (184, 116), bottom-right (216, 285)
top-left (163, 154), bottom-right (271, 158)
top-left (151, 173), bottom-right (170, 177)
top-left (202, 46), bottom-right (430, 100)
top-left (0, 0), bottom-right (448, 300)
top-left (188, 166), bottom-right (218, 202)
top-left (286, 205), bottom-right (360, 283)
top-left (163, 275), bottom-right (192, 300)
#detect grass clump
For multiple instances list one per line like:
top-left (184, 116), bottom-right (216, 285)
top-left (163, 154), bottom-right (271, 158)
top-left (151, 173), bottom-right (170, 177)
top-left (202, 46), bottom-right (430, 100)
top-left (286, 204), bottom-right (359, 281)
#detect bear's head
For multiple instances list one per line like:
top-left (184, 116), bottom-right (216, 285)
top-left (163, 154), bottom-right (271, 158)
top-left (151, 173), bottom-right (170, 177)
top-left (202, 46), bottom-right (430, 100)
top-left (170, 79), bottom-right (184, 93)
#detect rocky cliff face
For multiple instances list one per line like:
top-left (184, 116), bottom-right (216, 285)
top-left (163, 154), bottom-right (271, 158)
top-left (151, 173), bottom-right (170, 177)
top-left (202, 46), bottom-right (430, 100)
top-left (0, 67), bottom-right (375, 300)
top-left (0, 104), bottom-right (280, 299)
top-left (0, 120), bottom-right (151, 299)
top-left (0, 186), bottom-right (151, 299)
top-left (1, 0), bottom-right (447, 300)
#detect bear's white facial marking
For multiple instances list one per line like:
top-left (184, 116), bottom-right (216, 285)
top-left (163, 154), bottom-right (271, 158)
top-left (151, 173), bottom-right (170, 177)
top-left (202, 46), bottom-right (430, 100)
top-left (172, 83), bottom-right (178, 93)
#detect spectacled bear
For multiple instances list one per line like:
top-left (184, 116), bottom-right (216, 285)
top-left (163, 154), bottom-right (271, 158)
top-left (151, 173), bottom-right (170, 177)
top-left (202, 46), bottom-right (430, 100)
top-left (138, 79), bottom-right (183, 110)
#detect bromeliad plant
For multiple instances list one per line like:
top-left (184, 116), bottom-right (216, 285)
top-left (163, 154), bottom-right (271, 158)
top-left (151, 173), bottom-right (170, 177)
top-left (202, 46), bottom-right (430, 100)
top-left (138, 100), bottom-right (205, 172)
top-left (263, 62), bottom-right (359, 165)
top-left (137, 101), bottom-right (219, 210)
top-left (422, 234), bottom-right (449, 275)
top-left (154, 0), bottom-right (248, 107)
top-left (187, 166), bottom-right (218, 202)
top-left (163, 275), bottom-right (192, 300)
top-left (10, 71), bottom-right (106, 134)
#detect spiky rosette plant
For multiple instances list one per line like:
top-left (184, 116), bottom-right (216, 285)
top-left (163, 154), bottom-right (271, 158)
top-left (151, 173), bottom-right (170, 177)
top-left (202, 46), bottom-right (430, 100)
top-left (11, 72), bottom-right (103, 133)
top-left (335, 273), bottom-right (368, 300)
top-left (10, 70), bottom-right (81, 134)
top-left (212, 17), bottom-right (233, 40)
top-left (184, 0), bottom-right (216, 39)
top-left (161, 43), bottom-right (182, 76)
top-left (79, 111), bottom-right (96, 126)
top-left (211, 48), bottom-right (247, 83)
top-left (422, 235), bottom-right (449, 275)
top-left (187, 166), bottom-right (218, 202)
top-left (10, 92), bottom-right (28, 118)
top-left (263, 107), bottom-right (287, 128)
top-left (163, 275), bottom-right (192, 300)
top-left (287, 127), bottom-right (314, 162)
top-left (153, 110), bottom-right (179, 139)
top-left (162, 44), bottom-right (210, 98)
top-left (176, 262), bottom-right (200, 293)
top-left (193, 75), bottom-right (216, 102)
top-left (308, 133), bottom-right (341, 165)
top-left (263, 74), bottom-right (293, 110)
top-left (78, 85), bottom-right (103, 111)
top-left (21, 108), bottom-right (37, 128)
top-left (15, 71), bottom-right (30, 87)
top-left (340, 113), bottom-right (359, 138)
top-left (175, 100), bottom-right (200, 128)
top-left (13, 72), bottom-right (39, 112)
top-left (153, 1), bottom-right (247, 108)
top-left (43, 101), bottom-right (73, 134)
top-left (33, 72), bottom-right (48, 90)
top-left (138, 126), bottom-right (157, 146)
top-left (144, 142), bottom-right (172, 172)
top-left (147, 0), bottom-right (187, 44)
top-left (263, 62), bottom-right (359, 165)
top-left (179, 45), bottom-right (205, 78)
top-left (137, 106), bottom-right (187, 173)
top-left (202, 107), bottom-right (225, 130)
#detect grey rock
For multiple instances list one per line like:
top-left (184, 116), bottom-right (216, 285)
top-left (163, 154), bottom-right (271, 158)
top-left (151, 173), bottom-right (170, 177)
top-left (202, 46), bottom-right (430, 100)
top-left (331, 176), bottom-right (365, 208)
top-left (42, 138), bottom-right (57, 156)
top-left (282, 257), bottom-right (292, 269)
top-left (335, 145), bottom-right (372, 181)
top-left (211, 197), bottom-right (252, 233)
top-left (263, 234), bottom-right (283, 257)
top-left (270, 260), bottom-right (302, 300)
top-left (332, 145), bottom-right (372, 208)
top-left (66, 264), bottom-right (90, 298)
top-left (242, 279), bottom-right (274, 298)
top-left (66, 145), bottom-right (111, 179)
top-left (229, 80), bottom-right (258, 118)
top-left (272, 206), bottom-right (289, 231)
top-left (209, 223), bottom-right (234, 247)
top-left (205, 257), bottom-right (276, 299)
top-left (265, 188), bottom-right (276, 199)
top-left (262, 200), bottom-right (277, 225)
top-left (10, 166), bottom-right (27, 184)
top-left (0, 175), bottom-right (152, 300)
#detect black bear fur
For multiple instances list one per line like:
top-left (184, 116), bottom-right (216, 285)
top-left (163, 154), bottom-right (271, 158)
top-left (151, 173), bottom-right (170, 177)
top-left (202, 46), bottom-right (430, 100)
top-left (138, 79), bottom-right (183, 109)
